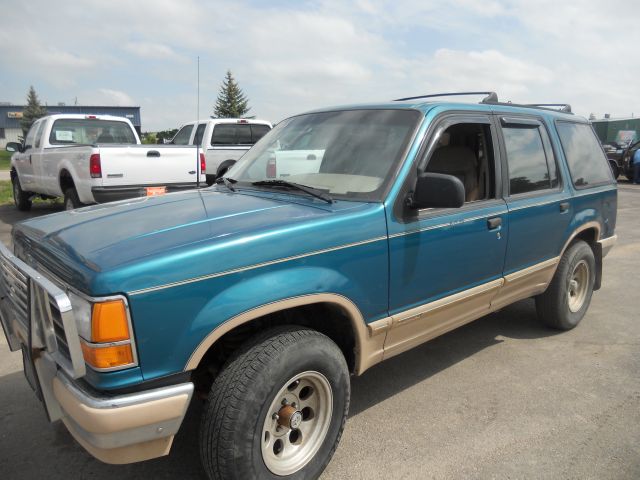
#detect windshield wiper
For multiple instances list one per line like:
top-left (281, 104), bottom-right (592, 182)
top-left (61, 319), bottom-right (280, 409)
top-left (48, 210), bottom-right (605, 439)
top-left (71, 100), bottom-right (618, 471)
top-left (252, 179), bottom-right (333, 204)
top-left (215, 176), bottom-right (237, 192)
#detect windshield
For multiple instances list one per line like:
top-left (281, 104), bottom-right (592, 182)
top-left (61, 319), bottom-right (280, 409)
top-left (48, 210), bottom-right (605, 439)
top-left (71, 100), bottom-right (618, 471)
top-left (49, 119), bottom-right (137, 145)
top-left (228, 109), bottom-right (421, 201)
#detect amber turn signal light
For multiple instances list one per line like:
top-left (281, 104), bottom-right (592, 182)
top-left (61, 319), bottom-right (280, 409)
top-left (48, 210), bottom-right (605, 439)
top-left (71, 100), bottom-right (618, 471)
top-left (81, 342), bottom-right (134, 369)
top-left (91, 300), bottom-right (130, 343)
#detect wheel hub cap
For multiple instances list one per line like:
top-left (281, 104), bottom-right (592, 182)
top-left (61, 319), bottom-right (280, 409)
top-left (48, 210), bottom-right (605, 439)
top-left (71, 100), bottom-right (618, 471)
top-left (261, 371), bottom-right (333, 476)
top-left (277, 405), bottom-right (303, 430)
top-left (568, 260), bottom-right (589, 313)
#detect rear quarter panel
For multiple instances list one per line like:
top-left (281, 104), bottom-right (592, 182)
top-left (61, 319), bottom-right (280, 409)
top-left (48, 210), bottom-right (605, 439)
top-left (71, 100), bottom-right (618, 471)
top-left (40, 146), bottom-right (98, 201)
top-left (205, 147), bottom-right (248, 173)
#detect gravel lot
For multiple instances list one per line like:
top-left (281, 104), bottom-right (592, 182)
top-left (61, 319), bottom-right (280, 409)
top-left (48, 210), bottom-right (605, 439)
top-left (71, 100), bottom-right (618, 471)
top-left (1, 185), bottom-right (639, 479)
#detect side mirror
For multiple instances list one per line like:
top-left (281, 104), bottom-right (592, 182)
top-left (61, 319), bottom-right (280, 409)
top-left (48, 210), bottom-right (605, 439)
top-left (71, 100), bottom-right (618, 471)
top-left (408, 172), bottom-right (465, 209)
top-left (6, 142), bottom-right (23, 153)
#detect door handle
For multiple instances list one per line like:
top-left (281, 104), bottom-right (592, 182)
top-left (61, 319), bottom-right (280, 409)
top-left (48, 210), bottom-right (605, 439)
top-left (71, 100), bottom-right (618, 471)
top-left (146, 150), bottom-right (161, 157)
top-left (559, 202), bottom-right (570, 212)
top-left (487, 217), bottom-right (502, 229)
top-left (29, 155), bottom-right (32, 164)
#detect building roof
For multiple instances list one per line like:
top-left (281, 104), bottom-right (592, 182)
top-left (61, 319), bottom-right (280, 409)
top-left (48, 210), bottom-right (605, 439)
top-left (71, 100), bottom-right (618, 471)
top-left (0, 105), bottom-right (141, 129)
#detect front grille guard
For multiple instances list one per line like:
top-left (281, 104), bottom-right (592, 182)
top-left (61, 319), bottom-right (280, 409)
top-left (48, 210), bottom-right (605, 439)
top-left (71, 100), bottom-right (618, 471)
top-left (0, 242), bottom-right (86, 379)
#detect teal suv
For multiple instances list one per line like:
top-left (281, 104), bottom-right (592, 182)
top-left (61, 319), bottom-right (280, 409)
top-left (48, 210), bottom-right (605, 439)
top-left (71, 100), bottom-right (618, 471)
top-left (0, 92), bottom-right (617, 479)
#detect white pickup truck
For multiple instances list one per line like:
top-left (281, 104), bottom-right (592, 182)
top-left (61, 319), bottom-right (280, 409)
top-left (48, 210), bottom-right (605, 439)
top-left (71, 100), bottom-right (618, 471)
top-left (6, 114), bottom-right (205, 211)
top-left (170, 118), bottom-right (271, 184)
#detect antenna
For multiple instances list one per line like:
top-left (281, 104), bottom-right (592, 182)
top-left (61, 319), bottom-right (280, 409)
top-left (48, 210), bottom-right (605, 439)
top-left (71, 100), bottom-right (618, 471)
top-left (196, 56), bottom-right (200, 189)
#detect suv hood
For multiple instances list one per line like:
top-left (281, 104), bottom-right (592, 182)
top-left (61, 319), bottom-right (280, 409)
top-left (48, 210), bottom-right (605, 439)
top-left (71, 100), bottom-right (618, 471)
top-left (13, 188), bottom-right (385, 295)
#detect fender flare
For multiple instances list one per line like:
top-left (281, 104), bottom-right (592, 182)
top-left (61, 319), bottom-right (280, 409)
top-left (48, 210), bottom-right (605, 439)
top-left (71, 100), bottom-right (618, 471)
top-left (184, 293), bottom-right (386, 375)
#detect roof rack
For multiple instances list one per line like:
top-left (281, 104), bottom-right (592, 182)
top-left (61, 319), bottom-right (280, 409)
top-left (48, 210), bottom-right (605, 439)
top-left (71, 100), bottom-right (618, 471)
top-left (525, 103), bottom-right (572, 113)
top-left (393, 92), bottom-right (575, 115)
top-left (393, 91), bottom-right (499, 103)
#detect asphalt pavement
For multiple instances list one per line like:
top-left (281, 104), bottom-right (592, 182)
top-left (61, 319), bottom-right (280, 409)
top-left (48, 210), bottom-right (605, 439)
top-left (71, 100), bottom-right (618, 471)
top-left (0, 184), bottom-right (639, 479)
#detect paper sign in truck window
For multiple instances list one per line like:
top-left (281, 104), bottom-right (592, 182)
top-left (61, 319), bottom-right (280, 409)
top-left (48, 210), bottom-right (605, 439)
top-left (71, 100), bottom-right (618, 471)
top-left (55, 130), bottom-right (74, 142)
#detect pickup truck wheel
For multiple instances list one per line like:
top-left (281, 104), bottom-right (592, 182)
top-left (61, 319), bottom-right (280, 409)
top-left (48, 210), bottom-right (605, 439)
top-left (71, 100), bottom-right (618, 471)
top-left (64, 188), bottom-right (83, 211)
top-left (216, 160), bottom-right (236, 179)
top-left (199, 326), bottom-right (349, 480)
top-left (535, 240), bottom-right (595, 330)
top-left (12, 176), bottom-right (32, 211)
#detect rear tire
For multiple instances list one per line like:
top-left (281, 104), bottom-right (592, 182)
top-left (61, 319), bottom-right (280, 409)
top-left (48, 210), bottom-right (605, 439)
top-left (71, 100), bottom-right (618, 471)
top-left (64, 187), bottom-right (83, 210)
top-left (535, 240), bottom-right (596, 330)
top-left (608, 161), bottom-right (619, 179)
top-left (12, 175), bottom-right (32, 211)
top-left (199, 326), bottom-right (350, 480)
top-left (216, 160), bottom-right (236, 179)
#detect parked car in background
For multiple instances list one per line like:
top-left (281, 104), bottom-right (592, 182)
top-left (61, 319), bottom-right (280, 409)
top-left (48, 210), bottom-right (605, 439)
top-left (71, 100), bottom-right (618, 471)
top-left (0, 93), bottom-right (617, 479)
top-left (602, 142), bottom-right (624, 178)
top-left (170, 118), bottom-right (271, 183)
top-left (6, 114), bottom-right (206, 210)
top-left (620, 140), bottom-right (640, 182)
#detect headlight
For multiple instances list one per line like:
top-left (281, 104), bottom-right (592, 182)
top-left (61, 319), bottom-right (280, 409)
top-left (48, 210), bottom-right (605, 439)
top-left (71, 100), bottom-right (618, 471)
top-left (68, 291), bottom-right (92, 340)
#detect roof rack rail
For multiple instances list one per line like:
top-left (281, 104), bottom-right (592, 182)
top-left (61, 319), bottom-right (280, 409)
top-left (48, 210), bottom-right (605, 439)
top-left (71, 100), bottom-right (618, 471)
top-left (393, 91), bottom-right (499, 104)
top-left (525, 103), bottom-right (572, 113)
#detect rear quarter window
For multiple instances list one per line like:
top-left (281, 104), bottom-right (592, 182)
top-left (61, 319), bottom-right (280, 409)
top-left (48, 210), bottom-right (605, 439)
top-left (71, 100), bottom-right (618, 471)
top-left (211, 123), bottom-right (271, 146)
top-left (556, 122), bottom-right (612, 188)
top-left (503, 125), bottom-right (554, 195)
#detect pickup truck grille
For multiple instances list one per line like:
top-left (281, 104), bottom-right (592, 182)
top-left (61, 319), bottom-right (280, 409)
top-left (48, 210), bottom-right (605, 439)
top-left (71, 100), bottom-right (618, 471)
top-left (30, 283), bottom-right (72, 361)
top-left (50, 301), bottom-right (70, 359)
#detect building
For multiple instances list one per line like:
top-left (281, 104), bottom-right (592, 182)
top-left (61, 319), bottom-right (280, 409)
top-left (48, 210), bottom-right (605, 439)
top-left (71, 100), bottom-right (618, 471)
top-left (591, 116), bottom-right (640, 146)
top-left (0, 104), bottom-right (141, 148)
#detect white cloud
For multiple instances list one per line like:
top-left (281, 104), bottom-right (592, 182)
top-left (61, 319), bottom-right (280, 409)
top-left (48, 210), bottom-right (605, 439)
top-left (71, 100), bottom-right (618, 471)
top-left (97, 89), bottom-right (135, 105)
top-left (0, 0), bottom-right (638, 129)
top-left (426, 49), bottom-right (554, 98)
top-left (124, 41), bottom-right (183, 61)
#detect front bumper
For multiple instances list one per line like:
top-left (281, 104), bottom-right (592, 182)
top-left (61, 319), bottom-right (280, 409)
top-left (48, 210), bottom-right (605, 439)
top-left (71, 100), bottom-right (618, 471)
top-left (91, 183), bottom-right (200, 203)
top-left (54, 369), bottom-right (193, 464)
top-left (0, 241), bottom-right (193, 464)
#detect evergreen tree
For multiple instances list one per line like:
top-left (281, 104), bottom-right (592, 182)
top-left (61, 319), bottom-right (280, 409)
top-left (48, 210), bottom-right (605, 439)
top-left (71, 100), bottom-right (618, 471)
top-left (20, 86), bottom-right (47, 135)
top-left (213, 70), bottom-right (251, 118)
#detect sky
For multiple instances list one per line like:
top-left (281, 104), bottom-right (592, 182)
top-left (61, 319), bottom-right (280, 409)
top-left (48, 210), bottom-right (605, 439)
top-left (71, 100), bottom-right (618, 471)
top-left (1, 0), bottom-right (638, 131)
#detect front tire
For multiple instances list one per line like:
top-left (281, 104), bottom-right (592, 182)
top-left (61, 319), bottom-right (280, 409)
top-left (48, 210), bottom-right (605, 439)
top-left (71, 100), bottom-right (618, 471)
top-left (199, 326), bottom-right (350, 480)
top-left (12, 175), bottom-right (32, 211)
top-left (64, 187), bottom-right (83, 210)
top-left (535, 240), bottom-right (596, 330)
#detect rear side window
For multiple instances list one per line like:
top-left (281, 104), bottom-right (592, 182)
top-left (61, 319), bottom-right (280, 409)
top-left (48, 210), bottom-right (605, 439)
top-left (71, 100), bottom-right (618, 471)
top-left (192, 123), bottom-right (206, 146)
top-left (251, 124), bottom-right (270, 142)
top-left (211, 124), bottom-right (271, 146)
top-left (503, 126), bottom-right (554, 195)
top-left (171, 124), bottom-right (194, 145)
top-left (556, 122), bottom-right (612, 188)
